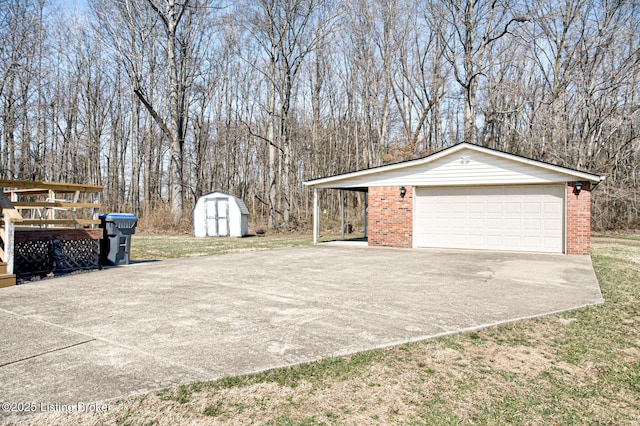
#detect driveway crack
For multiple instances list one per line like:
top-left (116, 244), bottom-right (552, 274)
top-left (0, 308), bottom-right (215, 379)
top-left (0, 339), bottom-right (95, 368)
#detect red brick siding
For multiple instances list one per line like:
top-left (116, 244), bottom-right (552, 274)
top-left (566, 182), bottom-right (591, 255)
top-left (368, 186), bottom-right (413, 248)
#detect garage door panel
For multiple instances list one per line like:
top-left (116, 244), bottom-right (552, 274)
top-left (465, 216), bottom-right (481, 226)
top-left (503, 218), bottom-right (521, 229)
top-left (484, 218), bottom-right (499, 229)
top-left (452, 202), bottom-right (467, 213)
top-left (465, 235), bottom-right (484, 246)
top-left (544, 237), bottom-right (561, 248)
top-left (415, 185), bottom-right (564, 253)
top-left (544, 202), bottom-right (562, 214)
top-left (432, 234), bottom-right (452, 246)
top-left (544, 218), bottom-right (562, 230)
top-left (504, 202), bottom-right (521, 213)
top-left (504, 235), bottom-right (522, 246)
top-left (451, 218), bottom-right (467, 228)
top-left (523, 218), bottom-right (541, 230)
top-left (523, 236), bottom-right (542, 248)
top-left (485, 235), bottom-right (503, 245)
top-left (524, 202), bottom-right (541, 214)
top-left (469, 202), bottom-right (486, 213)
top-left (485, 204), bottom-right (501, 215)
top-left (435, 218), bottom-right (451, 227)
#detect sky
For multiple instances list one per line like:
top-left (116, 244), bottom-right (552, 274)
top-left (57, 0), bottom-right (88, 14)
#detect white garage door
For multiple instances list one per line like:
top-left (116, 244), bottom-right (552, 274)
top-left (415, 185), bottom-right (564, 253)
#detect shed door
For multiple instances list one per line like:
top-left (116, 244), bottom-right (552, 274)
top-left (205, 198), bottom-right (230, 237)
top-left (414, 185), bottom-right (564, 253)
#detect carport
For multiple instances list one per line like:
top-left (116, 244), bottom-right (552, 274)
top-left (309, 186), bottom-right (369, 244)
top-left (304, 143), bottom-right (605, 254)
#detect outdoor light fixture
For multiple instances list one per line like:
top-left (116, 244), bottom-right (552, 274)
top-left (400, 186), bottom-right (407, 198)
top-left (574, 181), bottom-right (583, 195)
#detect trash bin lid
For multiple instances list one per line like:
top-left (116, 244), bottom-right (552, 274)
top-left (100, 213), bottom-right (138, 228)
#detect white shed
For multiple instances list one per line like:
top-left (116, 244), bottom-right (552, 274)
top-left (193, 192), bottom-right (249, 237)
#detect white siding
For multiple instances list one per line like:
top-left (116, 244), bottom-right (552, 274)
top-left (316, 148), bottom-right (573, 189)
top-left (414, 185), bottom-right (564, 253)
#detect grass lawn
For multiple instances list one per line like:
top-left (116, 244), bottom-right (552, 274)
top-left (20, 235), bottom-right (640, 425)
top-left (130, 233), bottom-right (315, 260)
top-left (129, 232), bottom-right (364, 260)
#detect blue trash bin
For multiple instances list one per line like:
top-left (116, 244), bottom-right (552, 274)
top-left (100, 213), bottom-right (137, 266)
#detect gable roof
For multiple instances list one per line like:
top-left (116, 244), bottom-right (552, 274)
top-left (303, 142), bottom-right (605, 189)
top-left (200, 191), bottom-right (250, 215)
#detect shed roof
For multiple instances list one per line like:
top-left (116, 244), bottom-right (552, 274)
top-left (304, 142), bottom-right (605, 189)
top-left (235, 197), bottom-right (250, 215)
top-left (200, 191), bottom-right (249, 215)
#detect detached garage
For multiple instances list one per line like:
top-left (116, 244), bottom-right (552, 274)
top-left (304, 143), bottom-right (604, 255)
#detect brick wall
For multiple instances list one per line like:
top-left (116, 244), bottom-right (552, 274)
top-left (567, 182), bottom-right (591, 255)
top-left (368, 186), bottom-right (413, 248)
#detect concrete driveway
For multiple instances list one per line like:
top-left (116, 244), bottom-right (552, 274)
top-left (0, 245), bottom-right (602, 417)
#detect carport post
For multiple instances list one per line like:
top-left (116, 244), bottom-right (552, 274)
top-left (363, 193), bottom-right (367, 238)
top-left (340, 191), bottom-right (344, 241)
top-left (313, 187), bottom-right (318, 244)
top-left (5, 219), bottom-right (14, 274)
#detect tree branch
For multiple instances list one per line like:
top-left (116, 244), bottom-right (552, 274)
top-left (133, 86), bottom-right (173, 143)
top-left (145, 0), bottom-right (169, 29)
top-left (238, 118), bottom-right (285, 155)
top-left (485, 16), bottom-right (531, 45)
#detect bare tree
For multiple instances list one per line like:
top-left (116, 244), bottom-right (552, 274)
top-left (433, 0), bottom-right (528, 143)
top-left (242, 0), bottom-right (332, 229)
top-left (92, 0), bottom-right (211, 223)
top-left (391, 0), bottom-right (449, 156)
top-left (0, 0), bottom-right (638, 231)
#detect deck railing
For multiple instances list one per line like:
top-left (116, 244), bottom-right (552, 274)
top-left (0, 180), bottom-right (103, 274)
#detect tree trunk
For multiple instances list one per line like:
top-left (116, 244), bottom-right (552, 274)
top-left (165, 0), bottom-right (184, 225)
top-left (267, 76), bottom-right (277, 229)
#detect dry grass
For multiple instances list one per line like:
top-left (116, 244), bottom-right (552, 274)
top-left (8, 235), bottom-right (640, 425)
top-left (130, 234), bottom-right (314, 260)
top-left (129, 231), bottom-right (364, 261)
top-left (135, 206), bottom-right (193, 235)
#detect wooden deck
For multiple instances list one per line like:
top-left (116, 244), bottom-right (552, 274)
top-left (0, 180), bottom-right (104, 279)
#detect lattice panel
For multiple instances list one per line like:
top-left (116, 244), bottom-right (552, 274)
top-left (15, 237), bottom-right (100, 277)
top-left (15, 240), bottom-right (50, 274)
